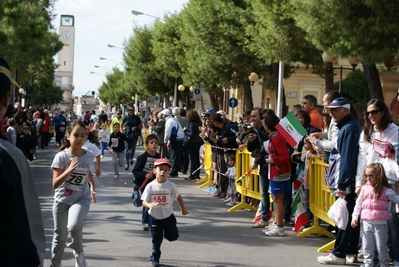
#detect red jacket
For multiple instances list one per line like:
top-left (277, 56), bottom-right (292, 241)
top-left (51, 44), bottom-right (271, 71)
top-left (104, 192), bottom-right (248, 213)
top-left (41, 116), bottom-right (51, 132)
top-left (268, 132), bottom-right (291, 181)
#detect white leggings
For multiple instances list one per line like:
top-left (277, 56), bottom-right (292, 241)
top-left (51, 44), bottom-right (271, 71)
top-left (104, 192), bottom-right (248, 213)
top-left (50, 198), bottom-right (91, 267)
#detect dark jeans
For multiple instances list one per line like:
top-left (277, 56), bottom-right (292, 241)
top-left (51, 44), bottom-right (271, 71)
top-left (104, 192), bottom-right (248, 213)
top-left (388, 201), bottom-right (399, 265)
top-left (181, 145), bottom-right (189, 173)
top-left (217, 152), bottom-right (228, 196)
top-left (142, 207), bottom-right (149, 225)
top-left (125, 136), bottom-right (138, 165)
top-left (148, 214), bottom-right (179, 262)
top-left (169, 141), bottom-right (183, 176)
top-left (55, 127), bottom-right (65, 144)
top-left (259, 174), bottom-right (270, 222)
top-left (332, 192), bottom-right (360, 258)
top-left (187, 142), bottom-right (202, 178)
top-left (41, 131), bottom-right (50, 149)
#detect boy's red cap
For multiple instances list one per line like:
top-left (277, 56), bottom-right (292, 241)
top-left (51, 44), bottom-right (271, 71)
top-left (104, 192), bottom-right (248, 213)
top-left (153, 158), bottom-right (172, 169)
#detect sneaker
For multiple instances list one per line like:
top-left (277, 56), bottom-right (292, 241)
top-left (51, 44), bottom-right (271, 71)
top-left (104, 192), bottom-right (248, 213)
top-left (223, 197), bottom-right (231, 203)
top-left (262, 223), bottom-right (277, 233)
top-left (73, 250), bottom-right (87, 267)
top-left (114, 175), bottom-right (119, 180)
top-left (264, 226), bottom-right (286, 237)
top-left (252, 220), bottom-right (268, 228)
top-left (130, 159), bottom-right (134, 165)
top-left (346, 254), bottom-right (358, 263)
top-left (266, 220), bottom-right (276, 229)
top-left (151, 261), bottom-right (160, 266)
top-left (226, 202), bottom-right (234, 206)
top-left (142, 224), bottom-right (150, 231)
top-left (100, 155), bottom-right (104, 158)
top-left (125, 165), bottom-right (129, 170)
top-left (204, 185), bottom-right (215, 192)
top-left (317, 253), bottom-right (346, 265)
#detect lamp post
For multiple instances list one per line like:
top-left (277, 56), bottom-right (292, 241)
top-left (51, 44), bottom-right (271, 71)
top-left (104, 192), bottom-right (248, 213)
top-left (99, 57), bottom-right (122, 64)
top-left (107, 44), bottom-right (124, 50)
top-left (90, 71), bottom-right (106, 76)
top-left (94, 65), bottom-right (112, 71)
top-left (322, 52), bottom-right (361, 93)
top-left (19, 88), bottom-right (26, 108)
top-left (131, 10), bottom-right (164, 21)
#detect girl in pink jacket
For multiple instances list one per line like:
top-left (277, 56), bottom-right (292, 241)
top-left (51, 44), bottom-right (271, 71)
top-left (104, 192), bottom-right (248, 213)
top-left (351, 163), bottom-right (399, 267)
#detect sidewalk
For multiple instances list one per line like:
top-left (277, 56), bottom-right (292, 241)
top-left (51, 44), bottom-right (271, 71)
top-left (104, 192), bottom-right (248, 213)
top-left (31, 140), bottom-right (343, 267)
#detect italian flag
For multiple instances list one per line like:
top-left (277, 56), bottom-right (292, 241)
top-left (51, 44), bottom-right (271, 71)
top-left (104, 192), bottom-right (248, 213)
top-left (291, 184), bottom-right (310, 233)
top-left (275, 111), bottom-right (307, 148)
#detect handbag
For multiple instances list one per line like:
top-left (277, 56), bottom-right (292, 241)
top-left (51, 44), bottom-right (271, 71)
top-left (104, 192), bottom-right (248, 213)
top-left (183, 135), bottom-right (190, 146)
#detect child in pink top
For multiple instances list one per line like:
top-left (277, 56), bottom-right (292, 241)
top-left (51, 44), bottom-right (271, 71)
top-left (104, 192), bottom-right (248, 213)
top-left (351, 163), bottom-right (399, 267)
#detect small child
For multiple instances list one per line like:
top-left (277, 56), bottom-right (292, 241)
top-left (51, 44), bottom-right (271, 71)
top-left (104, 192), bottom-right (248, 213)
top-left (223, 155), bottom-right (237, 206)
top-left (17, 125), bottom-right (36, 161)
top-left (99, 123), bottom-right (109, 158)
top-left (351, 162), bottom-right (399, 267)
top-left (141, 158), bottom-right (189, 267)
top-left (132, 134), bottom-right (160, 230)
top-left (108, 123), bottom-right (132, 180)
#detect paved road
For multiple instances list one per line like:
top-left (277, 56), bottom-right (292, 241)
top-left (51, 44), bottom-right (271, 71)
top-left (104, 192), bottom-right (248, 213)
top-left (30, 140), bottom-right (352, 267)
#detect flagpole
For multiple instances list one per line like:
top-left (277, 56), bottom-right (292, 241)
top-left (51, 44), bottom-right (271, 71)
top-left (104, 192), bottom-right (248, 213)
top-left (277, 61), bottom-right (284, 118)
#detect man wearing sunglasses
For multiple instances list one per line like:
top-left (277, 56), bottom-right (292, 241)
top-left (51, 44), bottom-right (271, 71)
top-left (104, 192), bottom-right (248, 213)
top-left (318, 97), bottom-right (362, 265)
top-left (122, 106), bottom-right (143, 170)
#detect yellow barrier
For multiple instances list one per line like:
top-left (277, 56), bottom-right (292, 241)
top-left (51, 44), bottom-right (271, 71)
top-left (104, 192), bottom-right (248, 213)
top-left (196, 143), bottom-right (213, 188)
top-left (230, 147), bottom-right (259, 212)
top-left (297, 156), bottom-right (336, 252)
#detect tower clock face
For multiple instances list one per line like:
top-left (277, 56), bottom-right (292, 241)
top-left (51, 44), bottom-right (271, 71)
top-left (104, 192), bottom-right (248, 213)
top-left (60, 15), bottom-right (74, 26)
top-left (61, 31), bottom-right (70, 41)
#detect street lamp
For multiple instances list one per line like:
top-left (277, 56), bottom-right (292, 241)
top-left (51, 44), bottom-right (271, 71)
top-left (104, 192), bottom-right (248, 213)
top-left (19, 88), bottom-right (26, 107)
top-left (94, 65), bottom-right (112, 71)
top-left (248, 72), bottom-right (259, 86)
top-left (131, 10), bottom-right (164, 21)
top-left (90, 71), bottom-right (106, 76)
top-left (99, 57), bottom-right (122, 64)
top-left (322, 52), bottom-right (361, 93)
top-left (107, 44), bottom-right (124, 50)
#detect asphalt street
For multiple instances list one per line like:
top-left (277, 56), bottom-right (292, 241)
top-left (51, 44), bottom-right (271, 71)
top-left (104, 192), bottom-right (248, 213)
top-left (29, 139), bottom-right (356, 267)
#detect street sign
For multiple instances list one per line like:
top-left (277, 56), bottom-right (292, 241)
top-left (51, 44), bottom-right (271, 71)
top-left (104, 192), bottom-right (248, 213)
top-left (193, 88), bottom-right (201, 101)
top-left (228, 97), bottom-right (238, 108)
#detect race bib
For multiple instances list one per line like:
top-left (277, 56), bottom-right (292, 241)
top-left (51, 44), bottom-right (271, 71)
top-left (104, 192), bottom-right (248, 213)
top-left (111, 137), bottom-right (119, 147)
top-left (59, 127), bottom-right (66, 133)
top-left (64, 167), bottom-right (88, 191)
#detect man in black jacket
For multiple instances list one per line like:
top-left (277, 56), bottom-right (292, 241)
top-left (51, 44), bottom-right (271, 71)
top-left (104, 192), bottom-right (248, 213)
top-left (247, 107), bottom-right (271, 228)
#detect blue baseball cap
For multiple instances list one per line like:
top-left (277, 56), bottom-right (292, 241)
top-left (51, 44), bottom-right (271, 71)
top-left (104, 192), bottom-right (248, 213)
top-left (326, 97), bottom-right (350, 109)
top-left (203, 108), bottom-right (215, 115)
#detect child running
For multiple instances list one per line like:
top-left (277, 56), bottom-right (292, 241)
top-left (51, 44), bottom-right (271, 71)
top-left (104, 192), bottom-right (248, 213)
top-left (108, 122), bottom-right (132, 180)
top-left (132, 134), bottom-right (160, 230)
top-left (351, 162), bottom-right (399, 267)
top-left (223, 154), bottom-right (237, 206)
top-left (50, 120), bottom-right (96, 267)
top-left (141, 158), bottom-right (189, 267)
top-left (99, 123), bottom-right (109, 158)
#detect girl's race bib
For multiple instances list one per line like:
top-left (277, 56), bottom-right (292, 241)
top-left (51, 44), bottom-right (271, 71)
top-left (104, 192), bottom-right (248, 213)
top-left (64, 167), bottom-right (88, 191)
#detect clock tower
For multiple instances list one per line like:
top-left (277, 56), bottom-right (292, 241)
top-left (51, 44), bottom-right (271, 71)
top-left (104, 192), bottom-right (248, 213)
top-left (55, 14), bottom-right (75, 111)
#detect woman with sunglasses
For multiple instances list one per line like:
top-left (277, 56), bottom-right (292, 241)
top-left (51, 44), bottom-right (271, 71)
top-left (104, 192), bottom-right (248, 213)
top-left (355, 98), bottom-right (399, 266)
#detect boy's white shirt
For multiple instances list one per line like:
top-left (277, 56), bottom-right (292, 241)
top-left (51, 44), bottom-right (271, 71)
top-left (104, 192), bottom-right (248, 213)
top-left (141, 179), bottom-right (179, 220)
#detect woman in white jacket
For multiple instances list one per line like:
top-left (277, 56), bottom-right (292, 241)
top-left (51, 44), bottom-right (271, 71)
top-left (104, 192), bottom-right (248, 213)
top-left (355, 98), bottom-right (399, 266)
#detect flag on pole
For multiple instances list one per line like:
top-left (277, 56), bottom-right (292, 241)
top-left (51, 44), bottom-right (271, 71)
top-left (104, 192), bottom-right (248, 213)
top-left (275, 111), bottom-right (307, 148)
top-left (291, 184), bottom-right (310, 233)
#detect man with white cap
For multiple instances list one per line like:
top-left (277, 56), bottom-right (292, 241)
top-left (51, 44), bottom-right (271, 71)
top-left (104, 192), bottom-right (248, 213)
top-left (0, 57), bottom-right (45, 266)
top-left (159, 108), bottom-right (185, 178)
top-left (318, 97), bottom-right (362, 265)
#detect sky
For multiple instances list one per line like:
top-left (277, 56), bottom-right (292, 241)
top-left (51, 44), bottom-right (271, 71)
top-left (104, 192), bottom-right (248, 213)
top-left (53, 0), bottom-right (189, 97)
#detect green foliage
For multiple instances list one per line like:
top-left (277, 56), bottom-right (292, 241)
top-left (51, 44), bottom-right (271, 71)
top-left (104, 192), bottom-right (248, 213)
top-left (334, 70), bottom-right (369, 105)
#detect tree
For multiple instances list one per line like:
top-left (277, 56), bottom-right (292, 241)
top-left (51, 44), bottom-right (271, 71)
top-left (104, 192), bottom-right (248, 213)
top-left (292, 0), bottom-right (399, 99)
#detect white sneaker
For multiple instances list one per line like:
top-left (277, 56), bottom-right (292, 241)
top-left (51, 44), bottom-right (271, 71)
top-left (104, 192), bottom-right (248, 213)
top-left (113, 175), bottom-right (119, 180)
top-left (264, 226), bottom-right (286, 236)
top-left (73, 250), bottom-right (87, 267)
top-left (346, 254), bottom-right (358, 263)
top-left (100, 155), bottom-right (104, 158)
top-left (252, 220), bottom-right (268, 228)
top-left (223, 197), bottom-right (231, 203)
top-left (317, 253), bottom-right (346, 265)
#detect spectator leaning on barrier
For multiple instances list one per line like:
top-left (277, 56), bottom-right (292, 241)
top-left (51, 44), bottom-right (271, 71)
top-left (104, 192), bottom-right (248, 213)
top-left (0, 57), bottom-right (45, 266)
top-left (302, 94), bottom-right (323, 131)
top-left (318, 97), bottom-right (362, 265)
top-left (247, 107), bottom-right (271, 228)
top-left (160, 108), bottom-right (185, 178)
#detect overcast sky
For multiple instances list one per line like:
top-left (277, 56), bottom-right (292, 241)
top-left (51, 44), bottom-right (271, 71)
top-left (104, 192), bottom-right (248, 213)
top-left (53, 0), bottom-right (188, 97)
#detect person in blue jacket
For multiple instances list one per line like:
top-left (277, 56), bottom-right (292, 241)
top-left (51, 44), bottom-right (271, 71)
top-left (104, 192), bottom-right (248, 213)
top-left (0, 57), bottom-right (45, 266)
